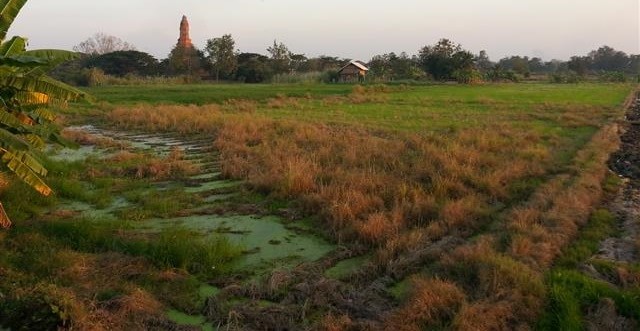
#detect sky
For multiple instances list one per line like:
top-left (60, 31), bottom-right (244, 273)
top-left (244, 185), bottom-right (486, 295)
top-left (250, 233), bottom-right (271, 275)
top-left (8, 0), bottom-right (640, 62)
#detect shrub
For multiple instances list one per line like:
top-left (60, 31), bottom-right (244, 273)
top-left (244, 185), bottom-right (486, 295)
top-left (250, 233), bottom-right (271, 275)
top-left (599, 71), bottom-right (627, 83)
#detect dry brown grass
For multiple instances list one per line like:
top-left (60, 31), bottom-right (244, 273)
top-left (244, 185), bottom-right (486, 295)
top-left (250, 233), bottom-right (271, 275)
top-left (29, 251), bottom-right (169, 330)
top-left (267, 93), bottom-right (303, 109)
top-left (348, 85), bottom-right (389, 104)
top-left (61, 128), bottom-right (128, 149)
top-left (384, 277), bottom-right (466, 330)
top-left (213, 116), bottom-right (555, 255)
top-left (107, 104), bottom-right (223, 135)
top-left (102, 91), bottom-right (627, 329)
top-left (439, 238), bottom-right (545, 330)
top-left (317, 314), bottom-right (354, 331)
top-left (452, 300), bottom-right (516, 331)
top-left (506, 124), bottom-right (620, 269)
top-left (99, 147), bottom-right (200, 180)
top-left (222, 99), bottom-right (258, 113)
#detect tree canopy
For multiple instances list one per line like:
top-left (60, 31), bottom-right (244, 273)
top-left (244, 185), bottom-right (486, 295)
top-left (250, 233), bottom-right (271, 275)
top-left (418, 39), bottom-right (474, 80)
top-left (85, 50), bottom-right (159, 77)
top-left (205, 34), bottom-right (238, 81)
top-left (73, 32), bottom-right (136, 56)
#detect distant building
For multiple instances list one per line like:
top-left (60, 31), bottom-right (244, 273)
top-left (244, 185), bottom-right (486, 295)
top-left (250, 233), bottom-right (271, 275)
top-left (338, 60), bottom-right (369, 82)
top-left (167, 15), bottom-right (203, 77)
top-left (177, 15), bottom-right (193, 48)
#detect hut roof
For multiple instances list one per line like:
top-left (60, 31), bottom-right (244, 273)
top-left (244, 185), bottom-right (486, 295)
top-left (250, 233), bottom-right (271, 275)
top-left (339, 60), bottom-right (369, 72)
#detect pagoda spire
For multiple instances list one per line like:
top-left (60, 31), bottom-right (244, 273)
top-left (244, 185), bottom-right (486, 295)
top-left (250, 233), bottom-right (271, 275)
top-left (178, 15), bottom-right (193, 48)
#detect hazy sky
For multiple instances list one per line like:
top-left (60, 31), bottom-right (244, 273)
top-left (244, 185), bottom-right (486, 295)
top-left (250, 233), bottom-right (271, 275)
top-left (9, 0), bottom-right (640, 61)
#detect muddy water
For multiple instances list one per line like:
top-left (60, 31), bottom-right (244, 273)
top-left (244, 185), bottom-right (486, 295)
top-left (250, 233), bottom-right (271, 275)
top-left (54, 125), bottom-right (335, 269)
top-left (49, 125), bottom-right (336, 328)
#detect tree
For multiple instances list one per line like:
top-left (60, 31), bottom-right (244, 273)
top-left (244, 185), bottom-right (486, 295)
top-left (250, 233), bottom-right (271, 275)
top-left (528, 57), bottom-right (545, 74)
top-left (73, 32), bottom-right (136, 56)
top-left (289, 53), bottom-right (308, 72)
top-left (0, 0), bottom-right (86, 228)
top-left (305, 56), bottom-right (346, 72)
top-left (267, 40), bottom-right (291, 74)
top-left (629, 55), bottom-right (640, 75)
top-left (418, 38), bottom-right (474, 80)
top-left (85, 50), bottom-right (159, 77)
top-left (567, 56), bottom-right (592, 76)
top-left (475, 50), bottom-right (494, 73)
top-left (589, 46), bottom-right (630, 72)
top-left (368, 54), bottom-right (393, 80)
top-left (235, 52), bottom-right (271, 83)
top-left (166, 45), bottom-right (206, 77)
top-left (498, 56), bottom-right (530, 76)
top-left (204, 34), bottom-right (237, 81)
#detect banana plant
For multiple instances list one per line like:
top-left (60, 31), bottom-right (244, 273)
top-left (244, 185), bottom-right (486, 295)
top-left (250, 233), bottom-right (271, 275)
top-left (0, 0), bottom-right (86, 228)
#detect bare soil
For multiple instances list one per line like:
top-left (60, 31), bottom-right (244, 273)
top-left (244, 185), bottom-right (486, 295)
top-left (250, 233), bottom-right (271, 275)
top-left (601, 94), bottom-right (640, 262)
top-left (610, 95), bottom-right (640, 187)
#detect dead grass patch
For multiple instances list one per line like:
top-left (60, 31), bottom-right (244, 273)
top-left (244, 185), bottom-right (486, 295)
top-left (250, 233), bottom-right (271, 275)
top-left (61, 128), bottom-right (128, 149)
top-left (441, 238), bottom-right (546, 329)
top-left (267, 93), bottom-right (303, 109)
top-left (507, 124), bottom-right (620, 269)
top-left (384, 277), bottom-right (465, 330)
top-left (100, 147), bottom-right (200, 180)
top-left (107, 104), bottom-right (223, 135)
top-left (222, 99), bottom-right (258, 113)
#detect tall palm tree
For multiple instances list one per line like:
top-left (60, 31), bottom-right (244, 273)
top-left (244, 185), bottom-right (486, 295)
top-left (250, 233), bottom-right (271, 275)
top-left (0, 0), bottom-right (86, 228)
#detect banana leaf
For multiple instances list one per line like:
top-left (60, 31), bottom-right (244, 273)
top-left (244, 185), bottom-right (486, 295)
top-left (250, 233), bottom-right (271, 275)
top-left (0, 0), bottom-right (27, 41)
top-left (0, 148), bottom-right (51, 195)
top-left (22, 49), bottom-right (80, 69)
top-left (0, 74), bottom-right (85, 101)
top-left (0, 36), bottom-right (25, 56)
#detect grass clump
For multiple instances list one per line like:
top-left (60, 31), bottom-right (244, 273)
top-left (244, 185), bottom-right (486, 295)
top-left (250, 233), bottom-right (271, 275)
top-left (117, 188), bottom-right (202, 220)
top-left (145, 228), bottom-right (241, 276)
top-left (107, 104), bottom-right (224, 134)
top-left (555, 209), bottom-right (617, 268)
top-left (539, 269), bottom-right (640, 330)
top-left (39, 218), bottom-right (241, 277)
top-left (384, 277), bottom-right (466, 330)
top-left (102, 148), bottom-right (200, 180)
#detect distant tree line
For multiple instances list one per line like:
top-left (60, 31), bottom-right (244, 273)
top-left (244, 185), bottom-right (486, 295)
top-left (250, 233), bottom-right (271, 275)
top-left (52, 33), bottom-right (640, 86)
top-left (369, 39), bottom-right (639, 83)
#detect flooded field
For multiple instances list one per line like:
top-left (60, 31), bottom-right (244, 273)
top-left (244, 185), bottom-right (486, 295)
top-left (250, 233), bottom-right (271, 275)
top-left (47, 125), bottom-right (338, 327)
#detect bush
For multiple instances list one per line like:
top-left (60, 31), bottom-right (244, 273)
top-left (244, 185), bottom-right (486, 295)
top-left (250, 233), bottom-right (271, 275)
top-left (485, 68), bottom-right (519, 82)
top-left (84, 67), bottom-right (108, 87)
top-left (599, 71), bottom-right (627, 83)
top-left (453, 68), bottom-right (483, 84)
top-left (0, 286), bottom-right (73, 330)
top-left (549, 71), bottom-right (583, 84)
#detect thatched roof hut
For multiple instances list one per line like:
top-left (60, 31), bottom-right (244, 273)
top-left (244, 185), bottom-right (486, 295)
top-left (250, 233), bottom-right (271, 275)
top-left (338, 60), bottom-right (369, 82)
